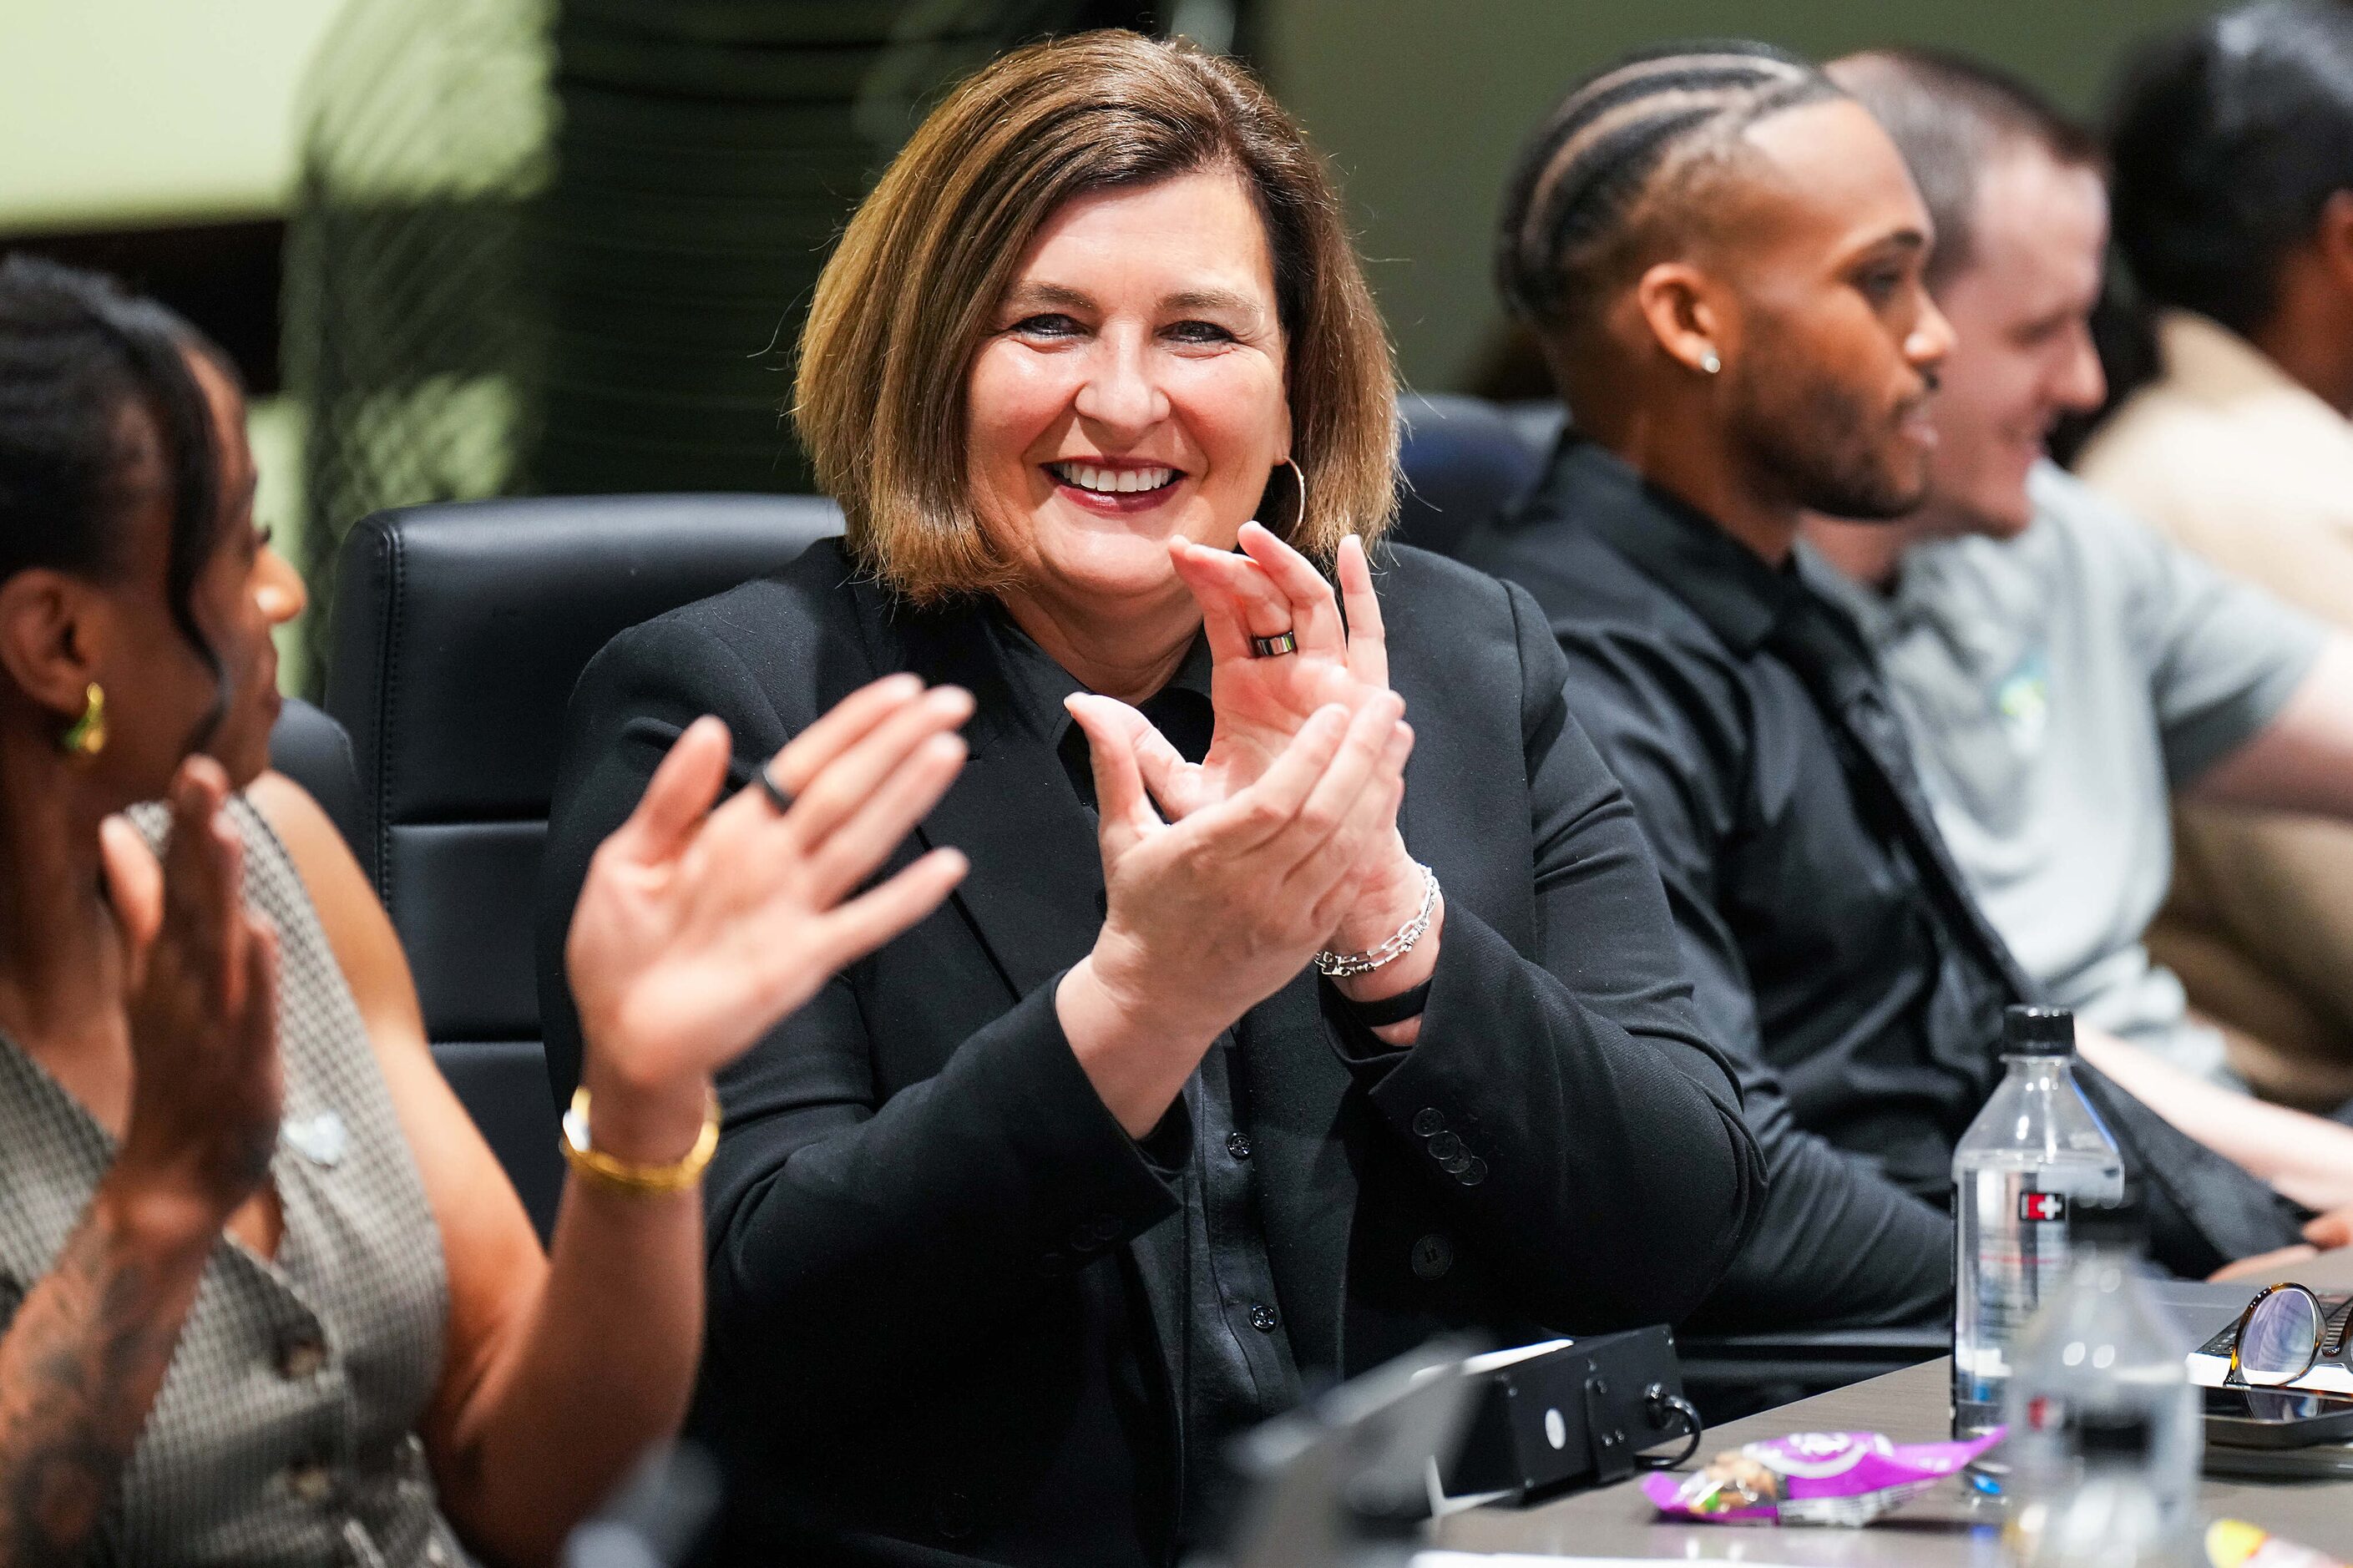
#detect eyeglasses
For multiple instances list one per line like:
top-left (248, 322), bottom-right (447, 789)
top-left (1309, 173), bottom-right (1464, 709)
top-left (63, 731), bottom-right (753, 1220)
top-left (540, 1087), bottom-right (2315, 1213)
top-left (2224, 1283), bottom-right (2353, 1388)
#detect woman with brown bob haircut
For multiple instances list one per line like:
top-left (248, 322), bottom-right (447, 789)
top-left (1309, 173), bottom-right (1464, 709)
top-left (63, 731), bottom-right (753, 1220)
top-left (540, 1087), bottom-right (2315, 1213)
top-left (539, 30), bottom-right (1763, 1567)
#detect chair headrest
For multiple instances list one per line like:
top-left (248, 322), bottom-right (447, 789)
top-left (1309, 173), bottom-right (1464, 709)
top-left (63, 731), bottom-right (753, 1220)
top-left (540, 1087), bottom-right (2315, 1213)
top-left (324, 493), bottom-right (843, 852)
top-left (1393, 393), bottom-right (1557, 559)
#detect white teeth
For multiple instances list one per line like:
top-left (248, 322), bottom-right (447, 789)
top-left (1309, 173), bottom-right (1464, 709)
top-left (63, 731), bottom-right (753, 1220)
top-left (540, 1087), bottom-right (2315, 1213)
top-left (1052, 462), bottom-right (1174, 494)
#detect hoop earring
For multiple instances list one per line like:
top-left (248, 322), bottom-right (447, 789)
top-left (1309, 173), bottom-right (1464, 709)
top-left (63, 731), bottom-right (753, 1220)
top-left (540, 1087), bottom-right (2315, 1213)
top-left (60, 682), bottom-right (106, 760)
top-left (1278, 455), bottom-right (1310, 534)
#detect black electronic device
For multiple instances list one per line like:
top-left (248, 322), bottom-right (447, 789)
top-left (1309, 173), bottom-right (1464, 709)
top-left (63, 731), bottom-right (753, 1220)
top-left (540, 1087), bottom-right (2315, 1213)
top-left (2203, 1385), bottom-right (2353, 1449)
top-left (1440, 1327), bottom-right (1700, 1504)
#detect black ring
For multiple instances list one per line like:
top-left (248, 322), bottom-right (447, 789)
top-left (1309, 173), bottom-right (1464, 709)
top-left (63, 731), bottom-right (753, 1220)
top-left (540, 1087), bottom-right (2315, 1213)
top-left (1252, 631), bottom-right (1298, 658)
top-left (757, 766), bottom-right (794, 814)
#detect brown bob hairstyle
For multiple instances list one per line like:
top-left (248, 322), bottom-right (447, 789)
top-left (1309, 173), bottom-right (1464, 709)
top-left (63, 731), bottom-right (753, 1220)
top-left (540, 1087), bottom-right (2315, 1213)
top-left (794, 30), bottom-right (1398, 606)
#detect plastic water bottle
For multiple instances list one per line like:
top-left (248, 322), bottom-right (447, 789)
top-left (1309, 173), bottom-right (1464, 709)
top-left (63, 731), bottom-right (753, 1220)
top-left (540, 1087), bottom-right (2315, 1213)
top-left (2001, 1194), bottom-right (2200, 1566)
top-left (1951, 1006), bottom-right (2125, 1464)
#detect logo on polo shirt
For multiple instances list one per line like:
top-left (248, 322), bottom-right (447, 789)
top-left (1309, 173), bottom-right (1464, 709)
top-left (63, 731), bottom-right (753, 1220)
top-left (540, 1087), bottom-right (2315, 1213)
top-left (1995, 651), bottom-right (2050, 753)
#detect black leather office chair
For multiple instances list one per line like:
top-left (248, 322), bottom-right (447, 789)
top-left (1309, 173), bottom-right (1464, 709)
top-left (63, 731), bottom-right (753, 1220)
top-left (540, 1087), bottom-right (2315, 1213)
top-left (323, 493), bottom-right (846, 1237)
top-left (268, 697), bottom-right (367, 859)
top-left (1392, 392), bottom-right (1551, 559)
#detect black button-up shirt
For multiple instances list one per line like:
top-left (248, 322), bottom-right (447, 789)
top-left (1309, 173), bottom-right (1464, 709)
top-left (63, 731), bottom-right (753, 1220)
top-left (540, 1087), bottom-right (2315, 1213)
top-left (984, 609), bottom-right (1305, 1535)
top-left (1463, 437), bottom-right (2022, 1328)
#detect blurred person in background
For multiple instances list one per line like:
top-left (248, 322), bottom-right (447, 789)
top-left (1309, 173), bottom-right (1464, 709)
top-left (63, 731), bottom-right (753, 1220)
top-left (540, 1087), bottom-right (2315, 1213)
top-left (1800, 50), bottom-right (2353, 1279)
top-left (2076, 0), bottom-right (2353, 1114)
top-left (1463, 43), bottom-right (2320, 1333)
top-left (537, 32), bottom-right (1762, 1566)
top-left (0, 256), bottom-right (971, 1567)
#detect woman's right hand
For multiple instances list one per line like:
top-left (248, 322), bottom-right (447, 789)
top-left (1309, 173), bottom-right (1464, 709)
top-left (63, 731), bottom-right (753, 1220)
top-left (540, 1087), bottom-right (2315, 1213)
top-left (100, 756), bottom-right (284, 1232)
top-left (564, 676), bottom-right (971, 1161)
top-left (1055, 692), bottom-right (1410, 1136)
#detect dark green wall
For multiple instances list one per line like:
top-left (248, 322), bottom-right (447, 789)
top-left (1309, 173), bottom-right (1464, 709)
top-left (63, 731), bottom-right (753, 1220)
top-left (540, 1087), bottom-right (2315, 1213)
top-left (1259, 0), bottom-right (2223, 389)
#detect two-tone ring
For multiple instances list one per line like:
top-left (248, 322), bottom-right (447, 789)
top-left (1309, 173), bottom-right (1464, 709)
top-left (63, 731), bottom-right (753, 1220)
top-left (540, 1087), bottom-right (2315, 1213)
top-left (1251, 631), bottom-right (1299, 659)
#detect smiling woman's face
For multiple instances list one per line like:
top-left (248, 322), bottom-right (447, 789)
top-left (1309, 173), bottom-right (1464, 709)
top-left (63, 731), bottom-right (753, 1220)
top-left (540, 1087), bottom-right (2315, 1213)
top-left (965, 167), bottom-right (1291, 620)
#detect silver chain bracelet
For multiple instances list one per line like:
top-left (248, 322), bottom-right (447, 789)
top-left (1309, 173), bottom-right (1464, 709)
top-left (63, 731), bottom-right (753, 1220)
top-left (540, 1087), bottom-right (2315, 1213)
top-left (1313, 863), bottom-right (1440, 978)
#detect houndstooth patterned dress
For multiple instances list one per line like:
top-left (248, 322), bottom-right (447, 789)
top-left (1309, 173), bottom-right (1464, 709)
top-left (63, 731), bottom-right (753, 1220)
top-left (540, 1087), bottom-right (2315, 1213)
top-left (0, 796), bottom-right (471, 1566)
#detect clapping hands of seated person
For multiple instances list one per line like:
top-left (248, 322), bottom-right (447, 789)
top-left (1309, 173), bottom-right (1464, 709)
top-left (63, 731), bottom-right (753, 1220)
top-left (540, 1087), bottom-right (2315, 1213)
top-left (1060, 676), bottom-right (1411, 1136)
top-left (1063, 523), bottom-right (1442, 1059)
top-left (0, 256), bottom-right (978, 1568)
top-left (98, 757), bottom-right (285, 1247)
top-left (564, 675), bottom-right (973, 1160)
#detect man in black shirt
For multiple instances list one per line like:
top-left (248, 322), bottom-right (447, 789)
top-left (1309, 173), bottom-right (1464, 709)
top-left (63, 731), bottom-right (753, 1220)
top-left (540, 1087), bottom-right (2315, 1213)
top-left (1462, 42), bottom-right (2309, 1328)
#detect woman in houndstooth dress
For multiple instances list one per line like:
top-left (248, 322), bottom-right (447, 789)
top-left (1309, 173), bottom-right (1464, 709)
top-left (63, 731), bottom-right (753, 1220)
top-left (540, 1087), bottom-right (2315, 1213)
top-left (0, 260), bottom-right (973, 1565)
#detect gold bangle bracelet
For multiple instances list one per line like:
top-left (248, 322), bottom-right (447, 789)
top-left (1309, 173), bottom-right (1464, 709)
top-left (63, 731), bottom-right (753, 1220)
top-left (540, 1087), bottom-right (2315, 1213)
top-left (559, 1085), bottom-right (720, 1196)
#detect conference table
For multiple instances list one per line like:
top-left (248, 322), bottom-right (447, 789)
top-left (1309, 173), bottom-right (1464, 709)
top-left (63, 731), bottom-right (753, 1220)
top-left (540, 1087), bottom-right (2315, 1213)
top-left (1430, 1354), bottom-right (2353, 1562)
top-left (1433, 1251), bottom-right (2353, 1564)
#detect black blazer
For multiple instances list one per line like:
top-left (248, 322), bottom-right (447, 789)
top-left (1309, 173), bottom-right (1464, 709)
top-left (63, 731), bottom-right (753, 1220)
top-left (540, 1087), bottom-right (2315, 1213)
top-left (536, 539), bottom-right (1763, 1568)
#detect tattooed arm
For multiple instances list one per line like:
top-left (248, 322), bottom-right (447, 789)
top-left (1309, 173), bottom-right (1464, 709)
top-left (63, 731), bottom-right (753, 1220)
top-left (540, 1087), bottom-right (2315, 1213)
top-left (0, 762), bottom-right (281, 1568)
top-left (0, 1191), bottom-right (215, 1565)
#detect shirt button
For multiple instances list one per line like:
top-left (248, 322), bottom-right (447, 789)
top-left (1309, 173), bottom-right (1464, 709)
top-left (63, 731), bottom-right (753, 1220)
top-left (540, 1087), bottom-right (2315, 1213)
top-left (1459, 1156), bottom-right (1489, 1187)
top-left (1226, 1132), bottom-right (1252, 1161)
top-left (1248, 1302), bottom-right (1280, 1333)
top-left (1427, 1131), bottom-right (1463, 1162)
top-left (425, 1541), bottom-right (450, 1567)
top-left (276, 1335), bottom-right (328, 1380)
top-left (1037, 1251), bottom-right (1072, 1277)
top-left (1411, 1108), bottom-right (1446, 1137)
top-left (1411, 1232), bottom-right (1455, 1279)
top-left (285, 1460), bottom-right (333, 1503)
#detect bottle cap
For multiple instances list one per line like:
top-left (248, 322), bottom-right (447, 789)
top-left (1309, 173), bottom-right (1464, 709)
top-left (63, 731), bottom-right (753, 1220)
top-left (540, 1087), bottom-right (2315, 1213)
top-left (2069, 1185), bottom-right (2148, 1254)
top-left (2001, 1005), bottom-right (2076, 1056)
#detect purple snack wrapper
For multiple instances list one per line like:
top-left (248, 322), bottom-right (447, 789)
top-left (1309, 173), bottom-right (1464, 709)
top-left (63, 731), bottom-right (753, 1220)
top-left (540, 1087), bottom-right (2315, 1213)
top-left (1641, 1428), bottom-right (2006, 1526)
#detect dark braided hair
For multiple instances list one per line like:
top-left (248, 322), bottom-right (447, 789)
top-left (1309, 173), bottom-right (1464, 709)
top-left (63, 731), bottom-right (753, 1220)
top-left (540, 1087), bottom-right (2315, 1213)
top-left (1496, 42), bottom-right (1844, 341)
top-left (0, 255), bottom-right (231, 735)
top-left (2108, 0), bottom-right (2353, 342)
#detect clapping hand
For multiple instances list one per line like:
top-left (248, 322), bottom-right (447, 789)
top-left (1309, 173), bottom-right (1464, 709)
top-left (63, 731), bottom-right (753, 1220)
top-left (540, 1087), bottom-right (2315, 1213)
top-left (101, 757), bottom-right (284, 1227)
top-left (1096, 524), bottom-right (1435, 1006)
top-left (565, 676), bottom-right (971, 1149)
top-left (1058, 692), bottom-right (1412, 1135)
top-left (1134, 523), bottom-right (1390, 815)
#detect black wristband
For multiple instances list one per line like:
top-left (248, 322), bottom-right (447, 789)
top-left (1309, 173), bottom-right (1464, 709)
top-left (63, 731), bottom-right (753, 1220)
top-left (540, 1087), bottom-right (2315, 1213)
top-left (1336, 978), bottom-right (1432, 1029)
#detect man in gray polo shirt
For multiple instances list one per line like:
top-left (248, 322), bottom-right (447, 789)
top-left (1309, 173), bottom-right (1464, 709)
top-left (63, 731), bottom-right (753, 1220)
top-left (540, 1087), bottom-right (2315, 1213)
top-left (1809, 463), bottom-right (2315, 1086)
top-left (1806, 53), bottom-right (2353, 1220)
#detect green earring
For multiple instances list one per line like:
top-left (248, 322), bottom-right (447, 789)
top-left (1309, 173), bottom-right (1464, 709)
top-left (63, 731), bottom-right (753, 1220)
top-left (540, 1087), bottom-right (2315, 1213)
top-left (60, 682), bottom-right (105, 760)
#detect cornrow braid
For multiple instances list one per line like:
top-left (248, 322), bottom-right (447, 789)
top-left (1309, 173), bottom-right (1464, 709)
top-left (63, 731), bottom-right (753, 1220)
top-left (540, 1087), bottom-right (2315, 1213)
top-left (1497, 41), bottom-right (1843, 335)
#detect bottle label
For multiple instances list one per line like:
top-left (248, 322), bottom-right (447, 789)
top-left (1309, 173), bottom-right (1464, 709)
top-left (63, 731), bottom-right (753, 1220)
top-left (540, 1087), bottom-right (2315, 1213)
top-left (1955, 1173), bottom-right (2076, 1405)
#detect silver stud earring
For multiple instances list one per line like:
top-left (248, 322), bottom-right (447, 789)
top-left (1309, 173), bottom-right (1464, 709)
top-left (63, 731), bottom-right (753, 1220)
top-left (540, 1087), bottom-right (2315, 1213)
top-left (1698, 348), bottom-right (1723, 376)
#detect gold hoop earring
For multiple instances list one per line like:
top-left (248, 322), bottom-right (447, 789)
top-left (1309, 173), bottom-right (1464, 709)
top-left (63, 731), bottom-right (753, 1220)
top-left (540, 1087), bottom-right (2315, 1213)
top-left (60, 682), bottom-right (106, 760)
top-left (1279, 455), bottom-right (1310, 533)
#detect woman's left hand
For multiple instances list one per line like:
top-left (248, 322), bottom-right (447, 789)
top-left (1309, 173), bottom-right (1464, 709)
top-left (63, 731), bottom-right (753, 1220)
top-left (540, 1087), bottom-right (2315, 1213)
top-left (1155, 522), bottom-right (1388, 807)
top-left (1112, 524), bottom-right (1438, 1012)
